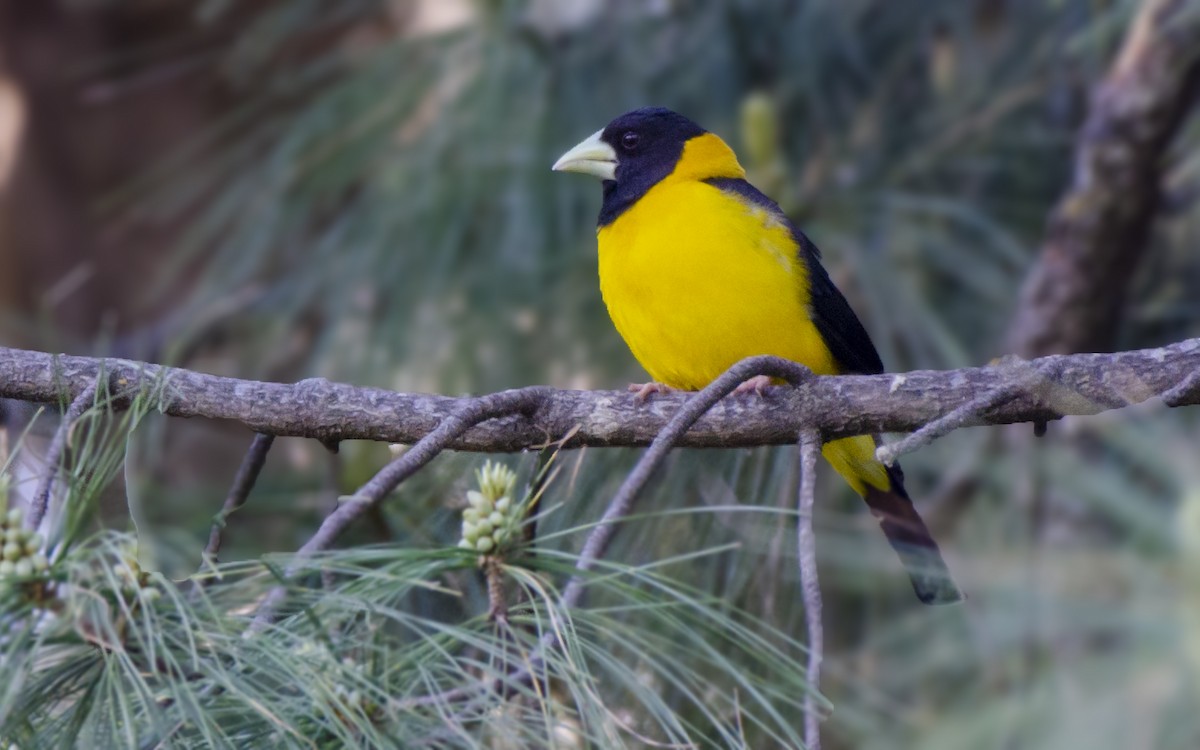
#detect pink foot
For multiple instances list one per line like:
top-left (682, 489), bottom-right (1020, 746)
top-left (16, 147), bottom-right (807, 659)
top-left (628, 382), bottom-right (673, 401)
top-left (734, 375), bottom-right (773, 397)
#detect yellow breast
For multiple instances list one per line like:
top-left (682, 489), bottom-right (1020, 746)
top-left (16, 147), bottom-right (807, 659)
top-left (597, 162), bottom-right (839, 390)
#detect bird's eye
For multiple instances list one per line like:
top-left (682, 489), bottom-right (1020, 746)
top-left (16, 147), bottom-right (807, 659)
top-left (620, 131), bottom-right (640, 151)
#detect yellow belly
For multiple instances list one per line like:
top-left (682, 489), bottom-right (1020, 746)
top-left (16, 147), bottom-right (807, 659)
top-left (597, 179), bottom-right (839, 390)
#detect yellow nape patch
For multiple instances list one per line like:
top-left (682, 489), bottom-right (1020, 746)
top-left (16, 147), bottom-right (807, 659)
top-left (669, 133), bottom-right (746, 182)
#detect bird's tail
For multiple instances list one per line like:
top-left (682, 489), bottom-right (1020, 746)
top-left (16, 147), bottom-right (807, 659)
top-left (821, 436), bottom-right (963, 605)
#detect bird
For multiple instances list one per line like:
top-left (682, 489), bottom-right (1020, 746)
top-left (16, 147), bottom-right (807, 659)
top-left (552, 107), bottom-right (962, 604)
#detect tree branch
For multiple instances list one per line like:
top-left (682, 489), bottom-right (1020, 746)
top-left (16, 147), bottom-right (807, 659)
top-left (1, 340), bottom-right (1198, 454)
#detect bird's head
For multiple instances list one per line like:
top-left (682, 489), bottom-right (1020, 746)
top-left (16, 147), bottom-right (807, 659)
top-left (552, 107), bottom-right (704, 183)
top-left (553, 107), bottom-right (742, 225)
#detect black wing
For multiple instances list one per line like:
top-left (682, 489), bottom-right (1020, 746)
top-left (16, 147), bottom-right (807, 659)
top-left (705, 177), bottom-right (884, 375)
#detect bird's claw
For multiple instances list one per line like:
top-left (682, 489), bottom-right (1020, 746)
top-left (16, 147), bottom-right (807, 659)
top-left (734, 375), bottom-right (773, 397)
top-left (628, 382), bottom-right (673, 401)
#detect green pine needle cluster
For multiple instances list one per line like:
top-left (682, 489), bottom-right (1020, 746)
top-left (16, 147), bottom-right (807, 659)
top-left (0, 415), bottom-right (815, 748)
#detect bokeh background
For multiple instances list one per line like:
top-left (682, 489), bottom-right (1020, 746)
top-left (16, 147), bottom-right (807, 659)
top-left (2, 0), bottom-right (1200, 748)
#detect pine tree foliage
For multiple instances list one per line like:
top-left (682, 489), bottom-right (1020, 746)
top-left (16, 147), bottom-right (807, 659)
top-left (3, 0), bottom-right (1200, 747)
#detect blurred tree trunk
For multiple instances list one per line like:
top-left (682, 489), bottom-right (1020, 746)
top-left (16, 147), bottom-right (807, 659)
top-left (0, 1), bottom-right (228, 347)
top-left (0, 68), bottom-right (24, 325)
top-left (1000, 0), bottom-right (1200, 684)
top-left (1006, 0), bottom-right (1200, 357)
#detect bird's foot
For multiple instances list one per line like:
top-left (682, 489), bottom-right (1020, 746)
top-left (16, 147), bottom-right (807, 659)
top-left (733, 375), bottom-right (773, 397)
top-left (628, 381), bottom-right (674, 401)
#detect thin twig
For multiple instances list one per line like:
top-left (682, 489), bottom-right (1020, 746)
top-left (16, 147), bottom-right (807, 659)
top-left (560, 356), bottom-right (813, 609)
top-left (249, 386), bottom-right (552, 631)
top-left (29, 379), bottom-right (99, 530)
top-left (202, 432), bottom-right (276, 565)
top-left (875, 363), bottom-right (1039, 466)
top-left (797, 429), bottom-right (823, 750)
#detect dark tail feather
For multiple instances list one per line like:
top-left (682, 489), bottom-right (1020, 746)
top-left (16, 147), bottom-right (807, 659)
top-left (862, 464), bottom-right (963, 605)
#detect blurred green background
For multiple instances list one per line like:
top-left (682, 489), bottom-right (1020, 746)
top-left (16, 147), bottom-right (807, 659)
top-left (2, 0), bottom-right (1200, 747)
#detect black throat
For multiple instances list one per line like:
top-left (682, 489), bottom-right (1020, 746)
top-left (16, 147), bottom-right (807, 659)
top-left (594, 108), bottom-right (706, 227)
top-left (596, 148), bottom-right (682, 227)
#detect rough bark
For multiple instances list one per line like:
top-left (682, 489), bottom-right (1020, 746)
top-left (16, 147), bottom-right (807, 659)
top-left (1007, 0), bottom-right (1200, 357)
top-left (1, 339), bottom-right (1197, 452)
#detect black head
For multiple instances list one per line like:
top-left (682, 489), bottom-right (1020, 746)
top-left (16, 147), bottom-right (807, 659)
top-left (598, 108), bottom-right (706, 225)
top-left (553, 107), bottom-right (706, 226)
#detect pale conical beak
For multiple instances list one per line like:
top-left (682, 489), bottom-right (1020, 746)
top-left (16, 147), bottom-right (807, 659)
top-left (552, 129), bottom-right (617, 181)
